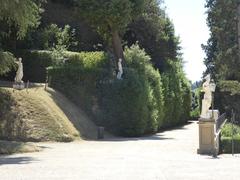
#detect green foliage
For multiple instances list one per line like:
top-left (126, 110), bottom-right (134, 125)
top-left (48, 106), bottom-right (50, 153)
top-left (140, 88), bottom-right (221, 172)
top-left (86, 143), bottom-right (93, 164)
top-left (218, 80), bottom-right (240, 95)
top-left (47, 51), bottom-right (110, 116)
top-left (75, 0), bottom-right (146, 38)
top-left (221, 136), bottom-right (240, 153)
top-left (221, 123), bottom-right (240, 138)
top-left (0, 0), bottom-right (41, 39)
top-left (204, 0), bottom-right (240, 81)
top-left (48, 45), bottom-right (169, 136)
top-left (0, 0), bottom-right (41, 75)
top-left (162, 61), bottom-right (191, 127)
top-left (125, 0), bottom-right (180, 71)
top-left (191, 88), bottom-right (201, 119)
top-left (221, 123), bottom-right (240, 153)
top-left (16, 50), bottom-right (54, 82)
top-left (38, 24), bottom-right (77, 50)
top-left (0, 51), bottom-right (15, 75)
top-left (214, 80), bottom-right (240, 123)
top-left (124, 44), bottom-right (164, 130)
top-left (98, 69), bottom-right (150, 136)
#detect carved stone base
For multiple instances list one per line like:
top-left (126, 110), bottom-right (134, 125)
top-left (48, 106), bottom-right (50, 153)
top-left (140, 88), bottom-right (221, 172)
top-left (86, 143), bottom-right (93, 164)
top-left (13, 82), bottom-right (25, 90)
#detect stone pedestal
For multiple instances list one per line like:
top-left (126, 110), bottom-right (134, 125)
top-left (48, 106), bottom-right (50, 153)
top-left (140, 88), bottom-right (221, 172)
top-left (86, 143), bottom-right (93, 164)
top-left (13, 82), bottom-right (25, 90)
top-left (197, 110), bottom-right (219, 155)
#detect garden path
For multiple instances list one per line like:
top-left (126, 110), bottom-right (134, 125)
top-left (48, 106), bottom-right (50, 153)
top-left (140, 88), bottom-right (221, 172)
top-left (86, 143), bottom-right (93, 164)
top-left (1, 121), bottom-right (240, 180)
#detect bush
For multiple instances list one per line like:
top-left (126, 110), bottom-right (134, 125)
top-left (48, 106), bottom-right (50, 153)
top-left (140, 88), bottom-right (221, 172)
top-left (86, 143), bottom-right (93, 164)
top-left (48, 45), bottom-right (166, 136)
top-left (124, 44), bottom-right (164, 132)
top-left (221, 137), bottom-right (240, 153)
top-left (220, 123), bottom-right (240, 153)
top-left (48, 51), bottom-right (110, 116)
top-left (190, 88), bottom-right (201, 119)
top-left (98, 69), bottom-right (150, 136)
top-left (1, 50), bottom-right (54, 83)
top-left (161, 61), bottom-right (191, 127)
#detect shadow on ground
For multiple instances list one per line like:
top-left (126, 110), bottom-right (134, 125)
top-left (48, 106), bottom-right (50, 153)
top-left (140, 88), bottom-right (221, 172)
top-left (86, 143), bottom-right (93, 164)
top-left (0, 156), bottom-right (38, 166)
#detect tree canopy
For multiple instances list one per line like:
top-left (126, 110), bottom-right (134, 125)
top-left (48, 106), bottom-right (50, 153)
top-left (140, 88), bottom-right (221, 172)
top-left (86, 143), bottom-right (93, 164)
top-left (0, 0), bottom-right (42, 75)
top-left (203, 0), bottom-right (240, 81)
top-left (74, 0), bottom-right (147, 61)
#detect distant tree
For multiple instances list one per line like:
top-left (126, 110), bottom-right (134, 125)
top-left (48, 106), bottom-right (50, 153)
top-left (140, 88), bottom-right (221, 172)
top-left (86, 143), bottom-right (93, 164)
top-left (74, 0), bottom-right (147, 62)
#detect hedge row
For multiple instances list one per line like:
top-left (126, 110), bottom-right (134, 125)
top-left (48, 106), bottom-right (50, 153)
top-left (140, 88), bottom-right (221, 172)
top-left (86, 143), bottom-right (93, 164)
top-left (0, 50), bottom-right (54, 83)
top-left (48, 45), bottom-right (191, 136)
top-left (221, 136), bottom-right (240, 153)
top-left (2, 47), bottom-right (191, 136)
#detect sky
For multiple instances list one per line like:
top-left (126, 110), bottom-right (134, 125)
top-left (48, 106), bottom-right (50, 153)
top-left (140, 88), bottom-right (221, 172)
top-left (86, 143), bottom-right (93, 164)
top-left (164, 0), bottom-right (209, 82)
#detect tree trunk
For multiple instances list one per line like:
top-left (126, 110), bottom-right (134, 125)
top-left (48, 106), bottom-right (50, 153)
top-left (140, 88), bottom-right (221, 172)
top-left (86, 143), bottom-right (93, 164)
top-left (112, 30), bottom-right (124, 64)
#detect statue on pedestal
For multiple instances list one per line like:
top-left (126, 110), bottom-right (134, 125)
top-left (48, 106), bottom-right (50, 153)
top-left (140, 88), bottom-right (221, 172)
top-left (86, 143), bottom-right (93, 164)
top-left (117, 58), bottom-right (123, 80)
top-left (200, 74), bottom-right (216, 119)
top-left (13, 57), bottom-right (24, 90)
top-left (15, 57), bottom-right (23, 83)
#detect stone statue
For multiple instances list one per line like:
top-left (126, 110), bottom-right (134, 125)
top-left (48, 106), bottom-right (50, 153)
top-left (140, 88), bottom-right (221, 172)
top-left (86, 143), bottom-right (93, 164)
top-left (200, 74), bottom-right (215, 118)
top-left (15, 57), bottom-right (24, 83)
top-left (117, 58), bottom-right (123, 80)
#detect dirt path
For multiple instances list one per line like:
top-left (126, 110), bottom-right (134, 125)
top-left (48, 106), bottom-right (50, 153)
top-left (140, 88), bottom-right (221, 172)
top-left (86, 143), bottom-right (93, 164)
top-left (1, 121), bottom-right (240, 180)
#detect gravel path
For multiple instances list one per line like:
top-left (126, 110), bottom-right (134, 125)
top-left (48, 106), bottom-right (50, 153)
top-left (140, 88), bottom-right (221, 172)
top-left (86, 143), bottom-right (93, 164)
top-left (0, 121), bottom-right (239, 180)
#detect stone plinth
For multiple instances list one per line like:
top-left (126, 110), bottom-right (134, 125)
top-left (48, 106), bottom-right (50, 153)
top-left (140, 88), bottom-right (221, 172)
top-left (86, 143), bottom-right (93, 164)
top-left (13, 82), bottom-right (25, 90)
top-left (197, 110), bottom-right (219, 155)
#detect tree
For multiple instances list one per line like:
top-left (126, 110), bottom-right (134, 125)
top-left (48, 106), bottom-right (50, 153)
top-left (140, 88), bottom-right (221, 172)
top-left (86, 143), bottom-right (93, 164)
top-left (75, 0), bottom-right (146, 62)
top-left (0, 0), bottom-right (42, 75)
top-left (124, 0), bottom-right (181, 71)
top-left (204, 0), bottom-right (240, 81)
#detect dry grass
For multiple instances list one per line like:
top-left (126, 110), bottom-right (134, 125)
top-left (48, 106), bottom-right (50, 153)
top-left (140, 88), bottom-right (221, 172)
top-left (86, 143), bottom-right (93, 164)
top-left (1, 86), bottom-right (99, 142)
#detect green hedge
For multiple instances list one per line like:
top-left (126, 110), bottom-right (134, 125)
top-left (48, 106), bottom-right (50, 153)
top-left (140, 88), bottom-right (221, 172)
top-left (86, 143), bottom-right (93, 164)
top-left (1, 50), bottom-right (54, 83)
top-left (215, 80), bottom-right (240, 123)
top-left (48, 46), bottom-right (166, 136)
top-left (220, 123), bottom-right (240, 153)
top-left (48, 46), bottom-right (191, 136)
top-left (161, 61), bottom-right (191, 128)
top-left (221, 136), bottom-right (240, 153)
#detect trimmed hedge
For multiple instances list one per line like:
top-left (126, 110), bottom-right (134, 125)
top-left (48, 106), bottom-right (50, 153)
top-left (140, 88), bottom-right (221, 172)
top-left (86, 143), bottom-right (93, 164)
top-left (221, 136), bottom-right (240, 153)
top-left (220, 123), bottom-right (240, 153)
top-left (48, 45), bottom-right (191, 136)
top-left (161, 61), bottom-right (191, 128)
top-left (1, 50), bottom-right (54, 83)
top-left (48, 46), bottom-right (166, 136)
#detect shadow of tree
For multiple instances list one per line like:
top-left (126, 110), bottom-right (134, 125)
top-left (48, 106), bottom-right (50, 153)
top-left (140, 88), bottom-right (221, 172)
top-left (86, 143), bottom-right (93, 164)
top-left (0, 156), bottom-right (38, 165)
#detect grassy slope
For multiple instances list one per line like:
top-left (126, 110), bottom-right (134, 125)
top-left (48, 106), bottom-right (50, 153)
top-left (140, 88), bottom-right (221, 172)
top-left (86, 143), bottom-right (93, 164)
top-left (0, 87), bottom-right (99, 142)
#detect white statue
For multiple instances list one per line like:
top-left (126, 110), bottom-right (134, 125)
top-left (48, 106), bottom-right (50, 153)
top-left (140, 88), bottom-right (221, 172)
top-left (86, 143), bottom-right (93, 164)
top-left (200, 74), bottom-right (216, 118)
top-left (117, 58), bottom-right (123, 80)
top-left (15, 57), bottom-right (24, 83)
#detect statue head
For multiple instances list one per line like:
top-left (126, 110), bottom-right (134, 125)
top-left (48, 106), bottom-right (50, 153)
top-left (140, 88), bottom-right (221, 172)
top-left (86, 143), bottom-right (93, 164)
top-left (204, 74), bottom-right (211, 82)
top-left (18, 57), bottom-right (22, 62)
top-left (119, 58), bottom-right (122, 63)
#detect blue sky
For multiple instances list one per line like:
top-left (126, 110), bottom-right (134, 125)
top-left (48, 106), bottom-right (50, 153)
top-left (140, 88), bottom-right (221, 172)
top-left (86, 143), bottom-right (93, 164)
top-left (164, 0), bottom-right (209, 82)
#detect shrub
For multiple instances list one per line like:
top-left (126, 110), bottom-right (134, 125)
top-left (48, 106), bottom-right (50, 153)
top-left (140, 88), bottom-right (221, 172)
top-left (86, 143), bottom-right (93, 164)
top-left (161, 61), bottom-right (191, 127)
top-left (221, 123), bottom-right (240, 138)
top-left (221, 137), bottom-right (240, 153)
top-left (48, 45), bottom-right (166, 136)
top-left (98, 69), bottom-right (150, 136)
top-left (1, 50), bottom-right (54, 83)
top-left (124, 44), bottom-right (164, 132)
top-left (220, 123), bottom-right (240, 153)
